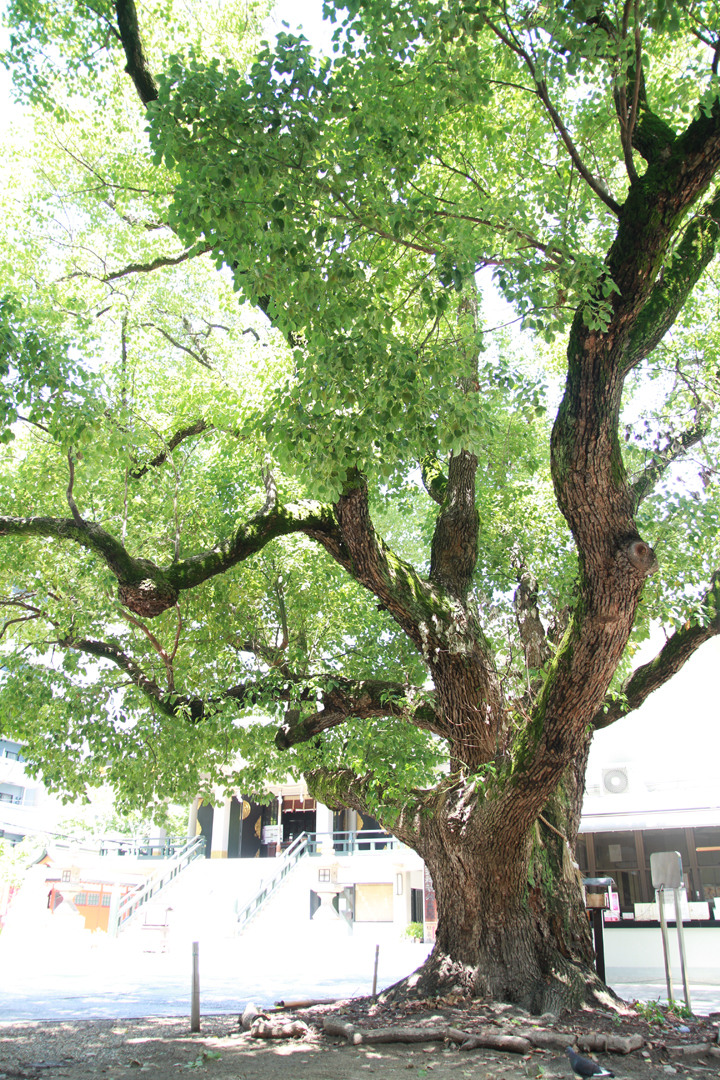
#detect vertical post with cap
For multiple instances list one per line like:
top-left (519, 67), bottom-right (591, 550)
top-left (191, 941), bottom-right (200, 1032)
top-left (673, 886), bottom-right (691, 1012)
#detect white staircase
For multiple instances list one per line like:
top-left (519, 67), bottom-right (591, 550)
top-left (120, 851), bottom-right (308, 950)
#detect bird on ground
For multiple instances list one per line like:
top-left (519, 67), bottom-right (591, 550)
top-left (565, 1046), bottom-right (615, 1079)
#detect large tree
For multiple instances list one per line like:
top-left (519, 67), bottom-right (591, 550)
top-left (2, 0), bottom-right (720, 1012)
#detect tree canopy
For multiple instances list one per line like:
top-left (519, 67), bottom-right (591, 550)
top-left (1, 0), bottom-right (720, 1009)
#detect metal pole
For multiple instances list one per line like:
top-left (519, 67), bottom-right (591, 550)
top-left (191, 941), bottom-right (200, 1032)
top-left (657, 888), bottom-right (674, 1005)
top-left (591, 909), bottom-right (606, 983)
top-left (673, 887), bottom-right (692, 1012)
top-left (372, 944), bottom-right (380, 999)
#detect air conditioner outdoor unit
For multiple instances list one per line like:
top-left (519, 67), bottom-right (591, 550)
top-left (601, 766), bottom-right (631, 795)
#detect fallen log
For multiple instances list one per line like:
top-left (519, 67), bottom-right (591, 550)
top-left (274, 999), bottom-right (339, 1010)
top-left (667, 1043), bottom-right (713, 1058)
top-left (456, 1033), bottom-right (533, 1054)
top-left (324, 1020), bottom-right (453, 1045)
top-left (322, 1020), bottom-right (531, 1054)
top-left (250, 1019), bottom-right (309, 1039)
top-left (517, 1029), bottom-right (643, 1054)
top-left (518, 1029), bottom-right (576, 1051)
top-left (241, 1003), bottom-right (268, 1031)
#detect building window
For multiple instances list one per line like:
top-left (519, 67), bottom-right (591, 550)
top-left (593, 831), bottom-right (641, 911)
top-left (74, 892), bottom-right (87, 905)
top-left (0, 783), bottom-right (24, 805)
top-left (693, 827), bottom-right (720, 900)
top-left (318, 868), bottom-right (331, 882)
top-left (87, 893), bottom-right (100, 906)
top-left (101, 894), bottom-right (112, 906)
top-left (643, 829), bottom-right (689, 866)
top-left (61, 870), bottom-right (71, 883)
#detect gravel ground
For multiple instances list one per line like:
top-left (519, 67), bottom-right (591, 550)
top-left (1, 999), bottom-right (719, 1080)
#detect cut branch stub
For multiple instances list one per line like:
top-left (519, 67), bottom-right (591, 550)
top-left (622, 538), bottom-right (658, 575)
top-left (118, 575), bottom-right (178, 616)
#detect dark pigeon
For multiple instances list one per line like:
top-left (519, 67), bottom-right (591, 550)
top-left (565, 1047), bottom-right (615, 1079)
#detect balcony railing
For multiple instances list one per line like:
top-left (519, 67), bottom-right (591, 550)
top-left (111, 835), bottom-right (207, 935)
top-left (98, 835), bottom-right (194, 859)
top-left (306, 829), bottom-right (402, 855)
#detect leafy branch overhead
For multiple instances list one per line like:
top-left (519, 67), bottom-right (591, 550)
top-left (2, 0), bottom-right (720, 1011)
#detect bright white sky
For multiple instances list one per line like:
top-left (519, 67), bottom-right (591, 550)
top-left (0, 0), bottom-right (716, 781)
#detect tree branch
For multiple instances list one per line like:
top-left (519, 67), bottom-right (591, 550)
top-left (275, 679), bottom-right (441, 749)
top-left (114, 0), bottom-right (159, 105)
top-left (0, 481), bottom-right (345, 620)
top-left (62, 634), bottom-right (175, 716)
top-left (117, 606), bottom-right (178, 693)
top-left (429, 450), bottom-right (479, 600)
top-left (629, 418), bottom-right (709, 511)
top-left (129, 419), bottom-right (212, 479)
top-left (140, 322), bottom-right (215, 371)
top-left (624, 188), bottom-right (720, 372)
top-left (66, 451), bottom-right (84, 527)
top-left (104, 245), bottom-right (211, 282)
top-left (420, 453), bottom-right (448, 505)
top-left (593, 572), bottom-right (720, 728)
top-left (483, 16), bottom-right (621, 215)
top-left (513, 568), bottom-right (551, 672)
top-left (61, 633), bottom-right (295, 722)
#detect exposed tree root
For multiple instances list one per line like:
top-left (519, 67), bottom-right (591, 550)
top-left (322, 1018), bottom-right (645, 1055)
top-left (378, 948), bottom-right (622, 1017)
top-left (323, 1019), bottom-right (532, 1053)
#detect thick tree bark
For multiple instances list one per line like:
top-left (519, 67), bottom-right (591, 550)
top-left (308, 743), bottom-right (607, 1014)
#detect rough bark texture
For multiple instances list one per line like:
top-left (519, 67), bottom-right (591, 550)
top-left (307, 737), bottom-right (606, 1014)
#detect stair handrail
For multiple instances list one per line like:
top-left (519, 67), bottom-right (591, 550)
top-left (236, 831), bottom-right (309, 931)
top-left (111, 835), bottom-right (206, 934)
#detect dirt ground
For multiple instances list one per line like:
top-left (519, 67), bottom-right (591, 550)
top-left (1, 1000), bottom-right (719, 1080)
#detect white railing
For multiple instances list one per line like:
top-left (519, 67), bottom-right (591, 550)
top-left (236, 831), bottom-right (309, 932)
top-left (306, 829), bottom-right (401, 855)
top-left (110, 835), bottom-right (206, 936)
top-left (234, 829), bottom-right (404, 933)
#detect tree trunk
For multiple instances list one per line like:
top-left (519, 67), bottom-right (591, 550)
top-left (389, 786), bottom-right (609, 1012)
top-left (310, 737), bottom-right (611, 1016)
top-left (392, 735), bottom-right (614, 1013)
top-left (402, 841), bottom-right (599, 1014)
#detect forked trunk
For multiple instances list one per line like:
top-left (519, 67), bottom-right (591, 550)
top-left (384, 742), bottom-right (615, 1014)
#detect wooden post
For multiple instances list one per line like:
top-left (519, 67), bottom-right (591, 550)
top-left (191, 941), bottom-right (200, 1032)
top-left (372, 944), bottom-right (379, 999)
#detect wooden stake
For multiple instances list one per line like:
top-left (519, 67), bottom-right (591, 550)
top-left (191, 941), bottom-right (200, 1032)
top-left (372, 944), bottom-right (379, 999)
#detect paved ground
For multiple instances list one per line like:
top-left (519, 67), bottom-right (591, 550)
top-left (0, 932), bottom-right (431, 1021)
top-left (1, 930), bottom-right (718, 1022)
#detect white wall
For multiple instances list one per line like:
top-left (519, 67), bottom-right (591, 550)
top-left (605, 925), bottom-right (720, 984)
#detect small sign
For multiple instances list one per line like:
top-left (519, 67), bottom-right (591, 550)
top-left (261, 825), bottom-right (280, 845)
top-left (604, 890), bottom-right (621, 922)
top-left (650, 851), bottom-right (683, 890)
